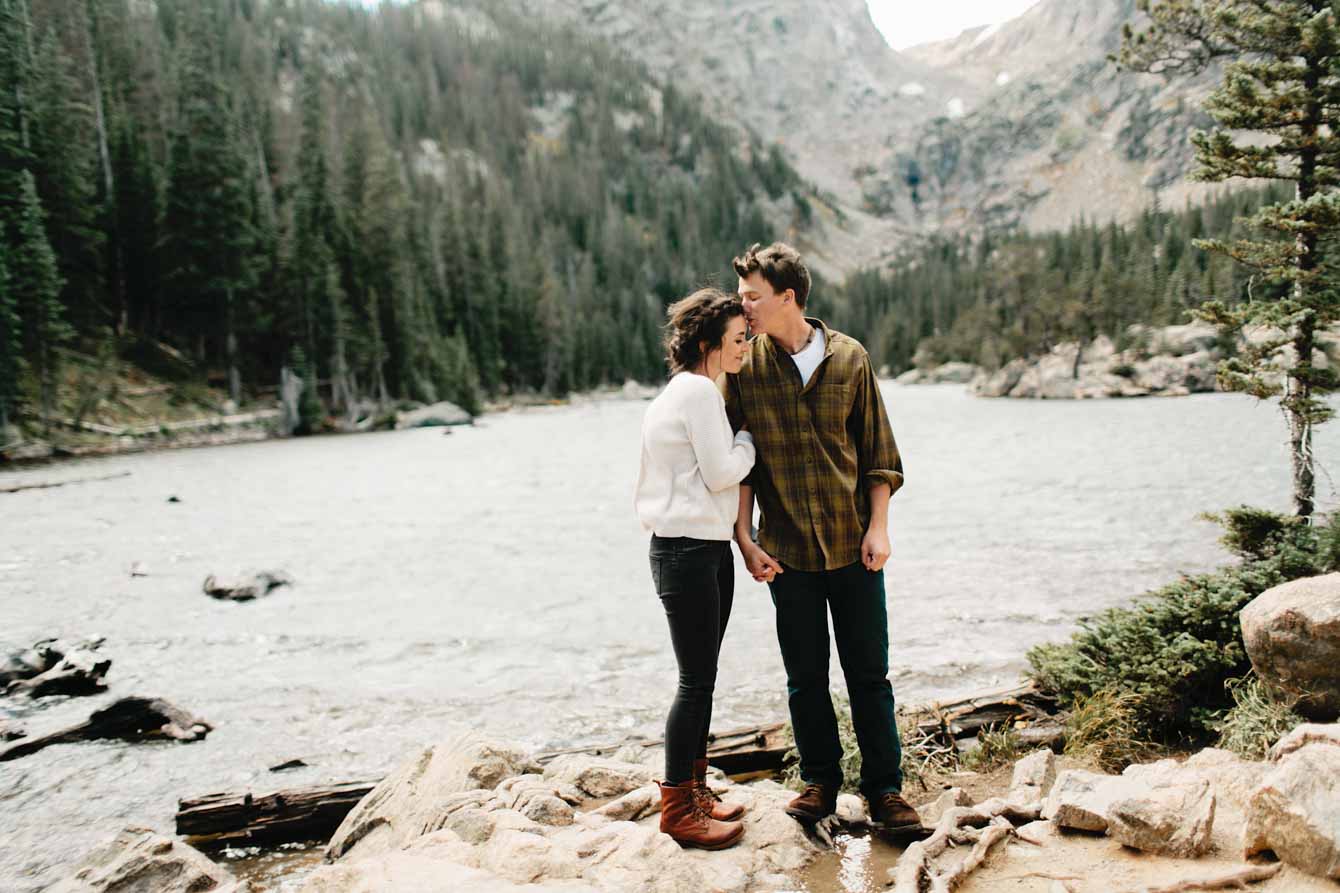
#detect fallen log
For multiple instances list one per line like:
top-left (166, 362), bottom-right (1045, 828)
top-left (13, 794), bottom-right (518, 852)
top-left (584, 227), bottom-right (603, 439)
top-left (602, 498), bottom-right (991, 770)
top-left (0, 696), bottom-right (211, 762)
top-left (901, 681), bottom-right (1059, 744)
top-left (536, 721), bottom-right (792, 776)
top-left (0, 471), bottom-right (131, 495)
top-left (1, 636), bottom-right (107, 688)
top-left (177, 781), bottom-right (378, 850)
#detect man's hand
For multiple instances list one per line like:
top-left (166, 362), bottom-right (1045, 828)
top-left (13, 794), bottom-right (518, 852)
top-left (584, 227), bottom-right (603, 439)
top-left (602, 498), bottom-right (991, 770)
top-left (861, 525), bottom-right (891, 572)
top-left (741, 540), bottom-right (784, 583)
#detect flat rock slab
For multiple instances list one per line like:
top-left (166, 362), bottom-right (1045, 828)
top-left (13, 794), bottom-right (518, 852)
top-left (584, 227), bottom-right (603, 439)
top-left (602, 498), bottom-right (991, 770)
top-left (1241, 572), bottom-right (1340, 720)
top-left (1042, 769), bottom-right (1123, 832)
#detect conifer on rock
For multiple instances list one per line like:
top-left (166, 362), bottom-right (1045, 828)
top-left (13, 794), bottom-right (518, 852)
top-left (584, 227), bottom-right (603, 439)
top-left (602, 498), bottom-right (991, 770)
top-left (1120, 0), bottom-right (1340, 518)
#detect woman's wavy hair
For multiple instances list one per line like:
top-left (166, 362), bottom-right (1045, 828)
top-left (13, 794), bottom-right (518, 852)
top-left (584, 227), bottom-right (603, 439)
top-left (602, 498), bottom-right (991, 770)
top-left (663, 287), bottom-right (745, 375)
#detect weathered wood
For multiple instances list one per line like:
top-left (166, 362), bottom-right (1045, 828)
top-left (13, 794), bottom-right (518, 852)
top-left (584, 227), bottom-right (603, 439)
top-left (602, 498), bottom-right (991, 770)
top-left (534, 721), bottom-right (792, 776)
top-left (5, 647), bottom-right (110, 698)
top-left (177, 780), bottom-right (378, 850)
top-left (0, 696), bottom-right (211, 762)
top-left (1116, 863), bottom-right (1282, 893)
top-left (901, 681), bottom-right (1060, 745)
top-left (0, 471), bottom-right (131, 494)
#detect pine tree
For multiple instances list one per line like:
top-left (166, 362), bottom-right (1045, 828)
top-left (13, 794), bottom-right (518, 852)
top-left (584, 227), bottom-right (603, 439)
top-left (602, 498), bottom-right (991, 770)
top-left (0, 0), bottom-right (34, 235)
top-left (0, 239), bottom-right (20, 434)
top-left (12, 170), bottom-right (71, 430)
top-left (1120, 0), bottom-right (1340, 518)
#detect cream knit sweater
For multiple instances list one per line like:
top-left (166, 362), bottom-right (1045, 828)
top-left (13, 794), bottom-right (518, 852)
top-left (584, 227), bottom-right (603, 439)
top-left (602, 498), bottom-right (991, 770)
top-left (634, 372), bottom-right (756, 540)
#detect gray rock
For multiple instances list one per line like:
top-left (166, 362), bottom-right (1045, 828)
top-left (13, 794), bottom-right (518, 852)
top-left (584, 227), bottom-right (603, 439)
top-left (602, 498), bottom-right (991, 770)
top-left (395, 401), bottom-right (473, 429)
top-left (47, 826), bottom-right (248, 893)
top-left (1123, 749), bottom-right (1266, 812)
top-left (972, 358), bottom-right (1030, 397)
top-left (1107, 778), bottom-right (1216, 857)
top-left (1244, 721), bottom-right (1340, 878)
top-left (1042, 769), bottom-right (1122, 831)
top-left (1009, 749), bottom-right (1058, 802)
top-left (1241, 573), bottom-right (1340, 720)
top-left (202, 570), bottom-right (293, 602)
top-left (325, 731), bottom-right (540, 861)
top-left (542, 753), bottom-right (656, 799)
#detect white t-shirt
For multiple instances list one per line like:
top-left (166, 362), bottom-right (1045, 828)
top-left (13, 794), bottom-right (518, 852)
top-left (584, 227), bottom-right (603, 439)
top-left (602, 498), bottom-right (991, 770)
top-left (634, 372), bottom-right (756, 540)
top-left (791, 327), bottom-right (826, 386)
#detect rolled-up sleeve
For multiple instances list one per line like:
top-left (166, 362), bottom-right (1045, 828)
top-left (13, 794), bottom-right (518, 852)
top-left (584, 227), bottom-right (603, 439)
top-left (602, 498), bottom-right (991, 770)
top-left (854, 354), bottom-right (904, 495)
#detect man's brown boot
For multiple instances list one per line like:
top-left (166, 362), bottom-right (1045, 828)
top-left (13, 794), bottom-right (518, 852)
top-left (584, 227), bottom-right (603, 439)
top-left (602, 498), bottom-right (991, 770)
top-left (658, 781), bottom-right (744, 850)
top-left (692, 759), bottom-right (745, 821)
top-left (784, 782), bottom-right (839, 822)
top-left (868, 791), bottom-right (922, 831)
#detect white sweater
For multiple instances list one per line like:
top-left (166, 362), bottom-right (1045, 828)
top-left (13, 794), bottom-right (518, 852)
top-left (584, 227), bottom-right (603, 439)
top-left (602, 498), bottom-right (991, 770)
top-left (634, 372), bottom-right (756, 540)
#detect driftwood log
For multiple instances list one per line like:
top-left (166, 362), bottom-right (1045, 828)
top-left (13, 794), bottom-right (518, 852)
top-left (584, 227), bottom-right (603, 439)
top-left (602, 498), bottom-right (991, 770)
top-left (178, 781), bottom-right (379, 850)
top-left (1, 636), bottom-right (110, 697)
top-left (0, 471), bottom-right (131, 495)
top-left (901, 681), bottom-right (1061, 749)
top-left (0, 696), bottom-right (211, 762)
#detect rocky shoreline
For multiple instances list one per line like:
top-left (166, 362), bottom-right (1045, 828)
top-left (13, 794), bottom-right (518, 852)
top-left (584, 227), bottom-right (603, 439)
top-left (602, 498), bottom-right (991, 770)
top-left (897, 322), bottom-right (1338, 400)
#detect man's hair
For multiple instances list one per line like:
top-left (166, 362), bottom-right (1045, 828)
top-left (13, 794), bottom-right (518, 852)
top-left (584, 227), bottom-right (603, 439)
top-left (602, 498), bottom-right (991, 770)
top-left (732, 242), bottom-right (811, 309)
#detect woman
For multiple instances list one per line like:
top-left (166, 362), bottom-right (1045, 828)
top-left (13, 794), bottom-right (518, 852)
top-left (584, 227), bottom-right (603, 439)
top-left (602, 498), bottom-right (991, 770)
top-left (633, 287), bottom-right (754, 850)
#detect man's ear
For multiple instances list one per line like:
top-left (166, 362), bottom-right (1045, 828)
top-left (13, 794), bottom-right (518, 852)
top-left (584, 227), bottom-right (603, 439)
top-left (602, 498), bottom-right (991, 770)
top-left (782, 289), bottom-right (795, 305)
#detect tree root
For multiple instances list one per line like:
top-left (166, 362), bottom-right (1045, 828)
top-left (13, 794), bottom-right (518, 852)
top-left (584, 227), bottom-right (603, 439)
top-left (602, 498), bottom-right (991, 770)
top-left (1117, 863), bottom-right (1282, 893)
top-left (891, 798), bottom-right (1042, 893)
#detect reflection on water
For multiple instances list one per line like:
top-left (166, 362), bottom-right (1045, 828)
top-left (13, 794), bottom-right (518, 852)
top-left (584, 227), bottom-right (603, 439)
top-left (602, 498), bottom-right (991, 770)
top-left (0, 385), bottom-right (1331, 890)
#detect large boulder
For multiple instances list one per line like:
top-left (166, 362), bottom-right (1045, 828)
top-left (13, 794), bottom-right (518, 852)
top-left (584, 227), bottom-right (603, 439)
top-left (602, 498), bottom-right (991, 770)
top-left (1152, 322), bottom-right (1221, 356)
top-left (47, 827), bottom-right (248, 893)
top-left (1243, 723), bottom-right (1340, 878)
top-left (325, 731), bottom-right (541, 862)
top-left (1241, 573), bottom-right (1340, 720)
top-left (1107, 778), bottom-right (1216, 857)
top-left (395, 401), bottom-right (473, 429)
top-left (971, 358), bottom-right (1029, 397)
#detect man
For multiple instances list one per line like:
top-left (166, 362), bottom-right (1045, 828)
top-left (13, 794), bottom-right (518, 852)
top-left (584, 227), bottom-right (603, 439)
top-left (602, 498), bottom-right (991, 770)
top-left (724, 242), bottom-right (921, 831)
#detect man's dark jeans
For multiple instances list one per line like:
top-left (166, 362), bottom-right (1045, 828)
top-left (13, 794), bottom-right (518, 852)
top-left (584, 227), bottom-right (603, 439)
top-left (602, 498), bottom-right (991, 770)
top-left (768, 560), bottom-right (902, 798)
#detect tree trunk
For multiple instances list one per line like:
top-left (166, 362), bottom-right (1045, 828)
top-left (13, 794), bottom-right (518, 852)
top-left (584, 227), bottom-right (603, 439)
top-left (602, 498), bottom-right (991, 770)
top-left (1290, 56), bottom-right (1322, 519)
top-left (225, 286), bottom-right (240, 405)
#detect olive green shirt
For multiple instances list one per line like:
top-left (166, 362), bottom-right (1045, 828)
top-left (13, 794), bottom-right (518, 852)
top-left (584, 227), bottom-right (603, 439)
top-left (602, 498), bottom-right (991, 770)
top-left (724, 318), bottom-right (904, 572)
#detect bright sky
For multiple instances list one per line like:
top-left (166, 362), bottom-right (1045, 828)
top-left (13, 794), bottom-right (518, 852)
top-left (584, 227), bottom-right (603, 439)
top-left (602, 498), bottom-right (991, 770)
top-left (867, 0), bottom-right (1042, 50)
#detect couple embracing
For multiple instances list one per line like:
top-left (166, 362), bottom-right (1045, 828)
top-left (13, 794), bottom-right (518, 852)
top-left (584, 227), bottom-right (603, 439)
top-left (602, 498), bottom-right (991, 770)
top-left (633, 242), bottom-right (921, 850)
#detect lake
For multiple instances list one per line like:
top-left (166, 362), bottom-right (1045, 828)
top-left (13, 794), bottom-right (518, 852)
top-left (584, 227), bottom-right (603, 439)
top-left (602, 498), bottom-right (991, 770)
top-left (0, 383), bottom-right (1330, 890)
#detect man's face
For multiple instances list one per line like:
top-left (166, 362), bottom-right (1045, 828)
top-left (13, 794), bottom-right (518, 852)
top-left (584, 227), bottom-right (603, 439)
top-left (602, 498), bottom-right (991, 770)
top-left (737, 271), bottom-right (794, 337)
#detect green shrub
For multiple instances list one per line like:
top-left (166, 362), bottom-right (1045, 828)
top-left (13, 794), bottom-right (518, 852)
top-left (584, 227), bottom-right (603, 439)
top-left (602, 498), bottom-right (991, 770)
top-left (1213, 674), bottom-right (1305, 760)
top-left (1028, 507), bottom-right (1335, 743)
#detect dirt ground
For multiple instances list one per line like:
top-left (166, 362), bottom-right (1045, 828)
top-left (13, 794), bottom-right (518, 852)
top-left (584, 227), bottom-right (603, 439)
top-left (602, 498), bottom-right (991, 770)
top-left (795, 755), bottom-right (1337, 893)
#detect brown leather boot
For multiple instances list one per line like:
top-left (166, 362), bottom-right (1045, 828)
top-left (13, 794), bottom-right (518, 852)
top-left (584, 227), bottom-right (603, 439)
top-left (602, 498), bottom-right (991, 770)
top-left (692, 758), bottom-right (745, 821)
top-left (784, 782), bottom-right (839, 822)
top-left (658, 781), bottom-right (744, 850)
top-left (868, 791), bottom-right (922, 831)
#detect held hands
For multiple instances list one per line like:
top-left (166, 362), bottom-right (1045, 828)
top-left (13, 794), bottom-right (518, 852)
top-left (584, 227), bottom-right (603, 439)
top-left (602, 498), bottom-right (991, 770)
top-left (741, 540), bottom-right (784, 583)
top-left (861, 525), bottom-right (891, 573)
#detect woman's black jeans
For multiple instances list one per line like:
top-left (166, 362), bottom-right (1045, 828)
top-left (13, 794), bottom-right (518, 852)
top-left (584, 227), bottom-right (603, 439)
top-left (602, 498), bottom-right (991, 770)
top-left (649, 534), bottom-right (734, 785)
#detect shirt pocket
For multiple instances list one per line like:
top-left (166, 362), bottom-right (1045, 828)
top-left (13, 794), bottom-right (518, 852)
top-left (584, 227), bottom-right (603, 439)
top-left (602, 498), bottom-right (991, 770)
top-left (811, 380), bottom-right (853, 421)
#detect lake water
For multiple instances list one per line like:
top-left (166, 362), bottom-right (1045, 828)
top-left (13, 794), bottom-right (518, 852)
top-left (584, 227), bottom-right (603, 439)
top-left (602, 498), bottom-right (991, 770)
top-left (0, 384), bottom-right (1332, 890)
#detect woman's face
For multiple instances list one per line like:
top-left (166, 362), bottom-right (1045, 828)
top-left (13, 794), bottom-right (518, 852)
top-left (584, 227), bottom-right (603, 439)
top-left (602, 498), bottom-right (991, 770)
top-left (717, 315), bottom-right (749, 375)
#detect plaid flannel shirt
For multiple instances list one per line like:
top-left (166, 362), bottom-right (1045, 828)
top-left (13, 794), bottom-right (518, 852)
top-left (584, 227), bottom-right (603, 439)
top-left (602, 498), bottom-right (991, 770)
top-left (723, 318), bottom-right (904, 572)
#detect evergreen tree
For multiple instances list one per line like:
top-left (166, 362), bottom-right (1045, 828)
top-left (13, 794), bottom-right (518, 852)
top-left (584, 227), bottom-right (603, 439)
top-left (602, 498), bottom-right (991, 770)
top-left (1120, 0), bottom-right (1340, 518)
top-left (0, 239), bottom-right (20, 433)
top-left (12, 170), bottom-right (70, 430)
